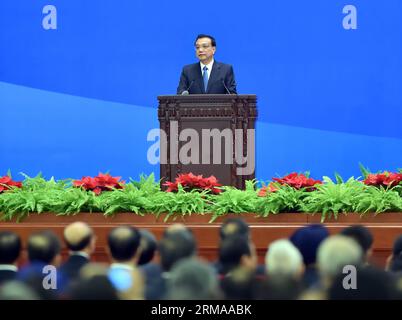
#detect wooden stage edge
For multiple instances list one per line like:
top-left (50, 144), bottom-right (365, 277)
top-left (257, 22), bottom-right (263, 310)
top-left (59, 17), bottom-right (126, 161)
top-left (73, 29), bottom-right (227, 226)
top-left (2, 212), bottom-right (402, 268)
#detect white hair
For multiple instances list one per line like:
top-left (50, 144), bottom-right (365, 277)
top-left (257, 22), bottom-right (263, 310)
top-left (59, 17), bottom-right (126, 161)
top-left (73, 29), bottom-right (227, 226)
top-left (167, 258), bottom-right (220, 300)
top-left (317, 235), bottom-right (362, 279)
top-left (265, 239), bottom-right (303, 278)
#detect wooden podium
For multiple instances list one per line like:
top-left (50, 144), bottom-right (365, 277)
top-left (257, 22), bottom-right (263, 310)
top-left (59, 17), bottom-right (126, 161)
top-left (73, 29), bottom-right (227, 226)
top-left (158, 94), bottom-right (257, 189)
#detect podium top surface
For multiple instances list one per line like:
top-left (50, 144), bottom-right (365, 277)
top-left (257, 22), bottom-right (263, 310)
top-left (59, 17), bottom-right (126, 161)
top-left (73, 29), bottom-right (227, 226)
top-left (157, 94), bottom-right (257, 101)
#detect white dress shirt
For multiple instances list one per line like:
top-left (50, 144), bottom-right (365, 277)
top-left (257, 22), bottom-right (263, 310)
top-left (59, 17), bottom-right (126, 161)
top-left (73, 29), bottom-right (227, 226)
top-left (200, 59), bottom-right (214, 80)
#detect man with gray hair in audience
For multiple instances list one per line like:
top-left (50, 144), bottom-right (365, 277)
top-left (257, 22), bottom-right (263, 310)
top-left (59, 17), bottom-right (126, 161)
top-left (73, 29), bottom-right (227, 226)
top-left (253, 239), bottom-right (305, 299)
top-left (317, 235), bottom-right (363, 291)
top-left (166, 258), bottom-right (221, 300)
top-left (265, 239), bottom-right (305, 280)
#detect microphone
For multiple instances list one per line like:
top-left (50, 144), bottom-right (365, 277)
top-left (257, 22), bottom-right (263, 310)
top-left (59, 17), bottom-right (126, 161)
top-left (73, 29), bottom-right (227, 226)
top-left (181, 80), bottom-right (194, 95)
top-left (221, 79), bottom-right (232, 95)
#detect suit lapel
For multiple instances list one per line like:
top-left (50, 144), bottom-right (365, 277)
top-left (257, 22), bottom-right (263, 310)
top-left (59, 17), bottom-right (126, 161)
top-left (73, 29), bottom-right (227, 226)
top-left (193, 63), bottom-right (205, 93)
top-left (206, 61), bottom-right (220, 93)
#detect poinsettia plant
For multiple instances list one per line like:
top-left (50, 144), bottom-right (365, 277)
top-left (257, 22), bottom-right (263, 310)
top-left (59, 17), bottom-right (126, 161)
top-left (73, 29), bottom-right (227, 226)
top-left (363, 172), bottom-right (402, 188)
top-left (164, 173), bottom-right (222, 194)
top-left (0, 176), bottom-right (23, 193)
top-left (258, 182), bottom-right (279, 197)
top-left (258, 172), bottom-right (322, 196)
top-left (73, 173), bottom-right (125, 195)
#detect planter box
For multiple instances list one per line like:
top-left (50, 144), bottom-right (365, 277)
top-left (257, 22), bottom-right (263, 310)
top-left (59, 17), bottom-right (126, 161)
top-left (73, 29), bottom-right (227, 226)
top-left (2, 212), bottom-right (402, 267)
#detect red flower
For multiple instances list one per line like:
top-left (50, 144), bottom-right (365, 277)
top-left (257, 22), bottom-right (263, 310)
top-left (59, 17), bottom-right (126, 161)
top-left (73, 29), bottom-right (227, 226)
top-left (163, 173), bottom-right (222, 194)
top-left (73, 173), bottom-right (125, 195)
top-left (93, 187), bottom-right (103, 195)
top-left (0, 176), bottom-right (23, 193)
top-left (258, 183), bottom-right (279, 197)
top-left (96, 173), bottom-right (124, 190)
top-left (364, 174), bottom-right (381, 185)
top-left (363, 172), bottom-right (402, 188)
top-left (73, 177), bottom-right (98, 190)
top-left (164, 181), bottom-right (178, 193)
top-left (271, 172), bottom-right (322, 191)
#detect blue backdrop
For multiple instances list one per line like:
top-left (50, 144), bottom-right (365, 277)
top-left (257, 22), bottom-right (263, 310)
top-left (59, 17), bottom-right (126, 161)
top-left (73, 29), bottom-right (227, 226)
top-left (1, 0), bottom-right (401, 182)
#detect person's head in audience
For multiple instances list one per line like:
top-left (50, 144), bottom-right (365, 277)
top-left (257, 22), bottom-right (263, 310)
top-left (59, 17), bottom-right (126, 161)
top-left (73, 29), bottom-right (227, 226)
top-left (265, 239), bottom-right (304, 280)
top-left (290, 224), bottom-right (329, 267)
top-left (107, 226), bottom-right (141, 265)
top-left (254, 276), bottom-right (303, 300)
top-left (79, 261), bottom-right (142, 298)
top-left (386, 235), bottom-right (402, 273)
top-left (69, 275), bottom-right (119, 300)
top-left (219, 218), bottom-right (250, 241)
top-left (392, 235), bottom-right (402, 257)
top-left (340, 225), bottom-right (373, 263)
top-left (0, 281), bottom-right (40, 300)
top-left (27, 230), bottom-right (62, 266)
top-left (317, 235), bottom-right (362, 289)
top-left (64, 221), bottom-right (96, 256)
top-left (79, 262), bottom-right (109, 279)
top-left (163, 223), bottom-right (194, 239)
top-left (166, 258), bottom-right (220, 300)
top-left (22, 231), bottom-right (63, 300)
top-left (138, 229), bottom-right (157, 266)
top-left (329, 266), bottom-right (397, 300)
top-left (220, 267), bottom-right (257, 299)
top-left (0, 231), bottom-right (21, 266)
top-left (218, 235), bottom-right (257, 275)
top-left (159, 232), bottom-right (197, 272)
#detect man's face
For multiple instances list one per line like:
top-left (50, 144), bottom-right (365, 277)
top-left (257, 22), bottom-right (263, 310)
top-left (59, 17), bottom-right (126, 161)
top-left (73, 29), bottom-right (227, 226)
top-left (195, 37), bottom-right (216, 64)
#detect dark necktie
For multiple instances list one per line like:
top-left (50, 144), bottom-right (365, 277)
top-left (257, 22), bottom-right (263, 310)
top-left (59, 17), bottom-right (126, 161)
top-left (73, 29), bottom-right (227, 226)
top-left (203, 66), bottom-right (209, 92)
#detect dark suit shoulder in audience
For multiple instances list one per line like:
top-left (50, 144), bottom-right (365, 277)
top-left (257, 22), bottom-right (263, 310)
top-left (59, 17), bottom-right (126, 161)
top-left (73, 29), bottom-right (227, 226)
top-left (0, 269), bottom-right (17, 284)
top-left (141, 263), bottom-right (166, 300)
top-left (59, 254), bottom-right (90, 281)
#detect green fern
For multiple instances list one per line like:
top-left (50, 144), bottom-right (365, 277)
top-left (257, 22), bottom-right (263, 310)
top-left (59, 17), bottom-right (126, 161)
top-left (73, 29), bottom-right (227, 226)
top-left (301, 177), bottom-right (366, 222)
top-left (255, 185), bottom-right (307, 216)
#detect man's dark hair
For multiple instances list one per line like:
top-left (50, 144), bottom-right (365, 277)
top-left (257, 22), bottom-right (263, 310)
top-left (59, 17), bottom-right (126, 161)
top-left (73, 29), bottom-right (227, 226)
top-left (390, 256), bottom-right (402, 273)
top-left (138, 229), bottom-right (157, 266)
top-left (218, 235), bottom-right (251, 275)
top-left (290, 224), bottom-right (329, 266)
top-left (0, 231), bottom-right (21, 264)
top-left (340, 225), bottom-right (373, 253)
top-left (389, 235), bottom-right (402, 272)
top-left (27, 231), bottom-right (61, 264)
top-left (159, 233), bottom-right (197, 271)
top-left (392, 235), bottom-right (402, 256)
top-left (219, 218), bottom-right (250, 241)
top-left (162, 225), bottom-right (194, 240)
top-left (194, 34), bottom-right (216, 47)
top-left (108, 226), bottom-right (141, 261)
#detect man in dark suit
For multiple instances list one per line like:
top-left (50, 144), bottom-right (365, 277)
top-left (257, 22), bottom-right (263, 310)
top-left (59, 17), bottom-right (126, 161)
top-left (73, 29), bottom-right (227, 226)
top-left (18, 230), bottom-right (65, 299)
top-left (0, 231), bottom-right (21, 284)
top-left (59, 222), bottom-right (95, 285)
top-left (177, 34), bottom-right (237, 95)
